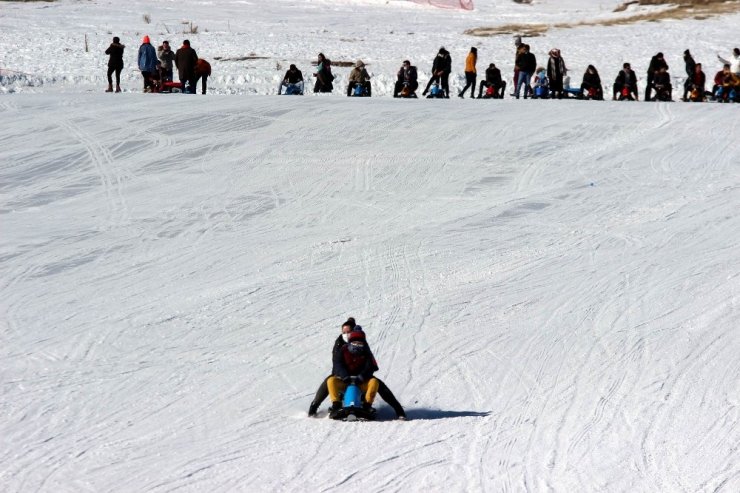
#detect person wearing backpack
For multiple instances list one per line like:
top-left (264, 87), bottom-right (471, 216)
top-left (313, 53), bottom-right (334, 93)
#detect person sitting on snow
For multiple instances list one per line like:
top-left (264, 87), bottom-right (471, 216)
top-left (613, 62), bottom-right (639, 101)
top-left (278, 64), bottom-right (304, 95)
top-left (347, 60), bottom-right (371, 97)
top-left (477, 63), bottom-right (505, 99)
top-left (394, 60), bottom-right (418, 98)
top-left (532, 67), bottom-right (549, 99)
top-left (684, 63), bottom-right (706, 102)
top-left (650, 65), bottom-right (673, 101)
top-left (580, 65), bottom-right (603, 100)
top-left (308, 318), bottom-right (406, 419)
top-left (327, 330), bottom-right (378, 418)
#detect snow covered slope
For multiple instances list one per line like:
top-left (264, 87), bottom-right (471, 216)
top-left (1, 94), bottom-right (739, 492)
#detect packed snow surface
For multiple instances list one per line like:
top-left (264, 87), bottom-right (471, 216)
top-left (1, 1), bottom-right (740, 492)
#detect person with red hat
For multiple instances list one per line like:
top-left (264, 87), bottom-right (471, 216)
top-left (137, 35), bottom-right (158, 92)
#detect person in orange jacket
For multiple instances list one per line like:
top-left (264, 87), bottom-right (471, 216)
top-left (195, 58), bottom-right (211, 95)
top-left (458, 47), bottom-right (477, 98)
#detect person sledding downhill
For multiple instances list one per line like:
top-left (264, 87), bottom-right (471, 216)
top-left (327, 330), bottom-right (379, 420)
top-left (308, 318), bottom-right (406, 420)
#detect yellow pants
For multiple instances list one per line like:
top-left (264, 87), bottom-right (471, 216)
top-left (327, 376), bottom-right (379, 405)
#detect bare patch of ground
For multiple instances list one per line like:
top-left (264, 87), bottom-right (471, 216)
top-left (465, 0), bottom-right (740, 37)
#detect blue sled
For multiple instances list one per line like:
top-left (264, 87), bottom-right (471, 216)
top-left (330, 377), bottom-right (376, 421)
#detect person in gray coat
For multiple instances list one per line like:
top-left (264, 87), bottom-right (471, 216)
top-left (157, 40), bottom-right (175, 82)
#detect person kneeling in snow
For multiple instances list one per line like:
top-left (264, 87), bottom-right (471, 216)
top-left (327, 330), bottom-right (378, 418)
top-left (279, 64), bottom-right (304, 95)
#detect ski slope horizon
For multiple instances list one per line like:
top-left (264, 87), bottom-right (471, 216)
top-left (2, 93), bottom-right (739, 492)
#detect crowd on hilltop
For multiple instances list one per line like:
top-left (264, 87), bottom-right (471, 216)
top-left (105, 34), bottom-right (740, 102)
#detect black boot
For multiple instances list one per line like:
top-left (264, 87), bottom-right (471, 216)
top-left (308, 401), bottom-right (319, 417)
top-left (329, 401), bottom-right (342, 419)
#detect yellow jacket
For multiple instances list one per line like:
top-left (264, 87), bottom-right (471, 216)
top-left (465, 52), bottom-right (477, 73)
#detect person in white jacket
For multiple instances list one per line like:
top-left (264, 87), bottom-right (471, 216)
top-left (717, 48), bottom-right (740, 76)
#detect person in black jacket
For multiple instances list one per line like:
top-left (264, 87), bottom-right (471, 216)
top-left (394, 60), bottom-right (418, 98)
top-left (613, 62), bottom-right (639, 101)
top-left (308, 318), bottom-right (406, 419)
top-left (685, 63), bottom-right (706, 102)
top-left (313, 53), bottom-right (334, 93)
top-left (423, 47), bottom-right (452, 98)
top-left (651, 65), bottom-right (673, 101)
top-left (174, 39), bottom-right (198, 94)
top-left (515, 44), bottom-right (536, 99)
top-left (104, 36), bottom-right (125, 93)
top-left (477, 63), bottom-right (505, 98)
top-left (645, 52), bottom-right (668, 101)
top-left (580, 65), bottom-right (603, 100)
top-left (278, 64), bottom-right (304, 95)
top-left (682, 49), bottom-right (696, 101)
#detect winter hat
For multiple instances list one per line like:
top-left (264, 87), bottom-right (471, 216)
top-left (113, 37), bottom-right (120, 43)
top-left (142, 35), bottom-right (150, 44)
top-left (289, 64), bottom-right (297, 70)
top-left (348, 331), bottom-right (366, 343)
top-left (355, 60), bottom-right (365, 68)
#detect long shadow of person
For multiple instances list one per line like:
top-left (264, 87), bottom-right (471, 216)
top-left (407, 409), bottom-right (491, 420)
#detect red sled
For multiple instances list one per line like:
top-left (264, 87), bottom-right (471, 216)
top-left (158, 81), bottom-right (184, 93)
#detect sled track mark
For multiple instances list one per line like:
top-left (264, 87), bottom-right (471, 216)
top-left (54, 117), bottom-right (130, 227)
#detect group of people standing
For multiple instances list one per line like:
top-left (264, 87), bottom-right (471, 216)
top-left (108, 35), bottom-right (740, 102)
top-left (104, 35), bottom-right (211, 94)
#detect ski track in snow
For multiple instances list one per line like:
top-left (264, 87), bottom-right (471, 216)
top-left (1, 93), bottom-right (739, 492)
